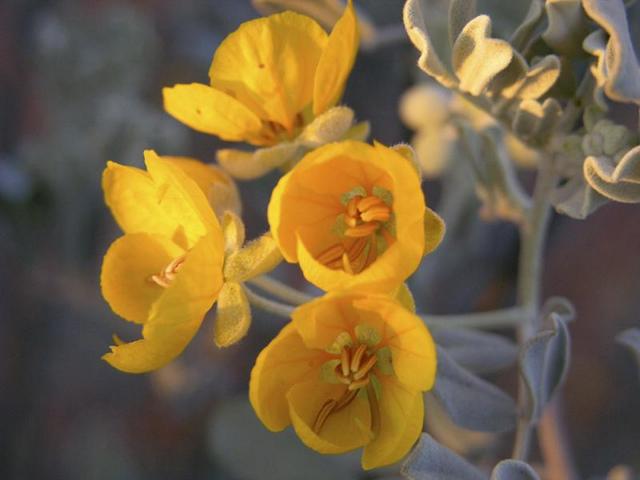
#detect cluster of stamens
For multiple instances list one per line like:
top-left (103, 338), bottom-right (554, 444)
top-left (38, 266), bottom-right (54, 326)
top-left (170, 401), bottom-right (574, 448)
top-left (312, 343), bottom-right (381, 434)
top-left (316, 193), bottom-right (394, 274)
top-left (149, 255), bottom-right (186, 288)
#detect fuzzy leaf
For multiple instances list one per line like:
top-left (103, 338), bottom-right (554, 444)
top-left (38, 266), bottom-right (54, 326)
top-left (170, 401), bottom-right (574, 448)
top-left (343, 121), bottom-right (370, 141)
top-left (401, 433), bottom-right (486, 480)
top-left (223, 233), bottom-right (283, 282)
top-left (542, 0), bottom-right (589, 56)
top-left (214, 282), bottom-right (251, 347)
top-left (551, 174), bottom-right (608, 219)
top-left (491, 460), bottom-right (540, 480)
top-left (424, 207), bottom-right (446, 255)
top-left (217, 142), bottom-right (301, 180)
top-left (448, 0), bottom-right (476, 47)
top-left (298, 106), bottom-right (355, 147)
top-left (431, 347), bottom-right (517, 432)
top-left (222, 210), bottom-right (245, 255)
top-left (404, 0), bottom-right (458, 88)
top-left (509, 0), bottom-right (544, 51)
top-left (500, 55), bottom-right (561, 100)
top-left (583, 0), bottom-right (640, 106)
top-left (616, 328), bottom-right (640, 377)
top-left (519, 309), bottom-right (571, 422)
top-left (583, 146), bottom-right (640, 203)
top-left (452, 15), bottom-right (513, 96)
top-left (512, 100), bottom-right (545, 139)
top-left (431, 328), bottom-right (518, 374)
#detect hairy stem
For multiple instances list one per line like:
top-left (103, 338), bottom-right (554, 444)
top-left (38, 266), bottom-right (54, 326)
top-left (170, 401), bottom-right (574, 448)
top-left (511, 160), bottom-right (577, 480)
top-left (247, 275), bottom-right (313, 305)
top-left (244, 286), bottom-right (294, 318)
top-left (422, 307), bottom-right (525, 330)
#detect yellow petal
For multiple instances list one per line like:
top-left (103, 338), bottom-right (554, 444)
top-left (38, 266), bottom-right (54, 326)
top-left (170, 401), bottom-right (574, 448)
top-left (424, 207), bottom-right (446, 255)
top-left (209, 12), bottom-right (328, 130)
top-left (395, 283), bottom-right (416, 313)
top-left (144, 150), bottom-right (222, 249)
top-left (102, 161), bottom-right (178, 238)
top-left (361, 379), bottom-right (424, 469)
top-left (287, 380), bottom-right (372, 454)
top-left (103, 231), bottom-right (224, 373)
top-left (101, 233), bottom-right (185, 324)
top-left (162, 156), bottom-right (242, 218)
top-left (214, 281), bottom-right (252, 347)
top-left (354, 296), bottom-right (437, 392)
top-left (162, 83), bottom-right (264, 144)
top-left (313, 0), bottom-right (359, 115)
top-left (249, 323), bottom-right (328, 431)
top-left (223, 233), bottom-right (284, 282)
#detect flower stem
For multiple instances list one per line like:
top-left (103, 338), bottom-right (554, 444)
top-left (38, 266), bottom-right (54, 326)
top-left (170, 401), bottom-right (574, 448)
top-left (244, 286), bottom-right (294, 318)
top-left (247, 275), bottom-right (314, 305)
top-left (421, 307), bottom-right (525, 330)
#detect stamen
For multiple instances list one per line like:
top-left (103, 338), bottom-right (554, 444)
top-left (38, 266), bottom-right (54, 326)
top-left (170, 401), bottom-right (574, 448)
top-left (348, 377), bottom-right (370, 390)
top-left (340, 348), bottom-right (351, 377)
top-left (346, 197), bottom-right (360, 217)
top-left (345, 223), bottom-right (379, 238)
top-left (351, 344), bottom-right (367, 372)
top-left (367, 383), bottom-right (381, 434)
top-left (334, 389), bottom-right (358, 411)
top-left (346, 238), bottom-right (367, 262)
top-left (312, 399), bottom-right (337, 433)
top-left (316, 244), bottom-right (344, 265)
top-left (342, 253), bottom-right (354, 274)
top-left (149, 255), bottom-right (186, 288)
top-left (357, 195), bottom-right (384, 212)
top-left (354, 355), bottom-right (377, 380)
top-left (360, 205), bottom-right (391, 223)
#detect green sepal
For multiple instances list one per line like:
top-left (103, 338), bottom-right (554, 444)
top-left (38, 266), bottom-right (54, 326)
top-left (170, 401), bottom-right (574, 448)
top-left (319, 359), bottom-right (342, 384)
top-left (326, 331), bottom-right (353, 354)
top-left (340, 186), bottom-right (367, 205)
top-left (372, 185), bottom-right (393, 206)
top-left (355, 324), bottom-right (381, 347)
top-left (332, 214), bottom-right (347, 237)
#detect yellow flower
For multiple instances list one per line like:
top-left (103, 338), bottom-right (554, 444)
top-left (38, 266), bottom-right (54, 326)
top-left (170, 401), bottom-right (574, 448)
top-left (249, 291), bottom-right (436, 469)
top-left (268, 140), bottom-right (445, 292)
top-left (162, 0), bottom-right (358, 147)
top-left (100, 150), bottom-right (226, 373)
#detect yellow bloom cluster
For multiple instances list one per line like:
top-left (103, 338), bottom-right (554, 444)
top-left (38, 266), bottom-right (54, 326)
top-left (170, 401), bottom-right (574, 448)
top-left (100, 0), bottom-right (445, 470)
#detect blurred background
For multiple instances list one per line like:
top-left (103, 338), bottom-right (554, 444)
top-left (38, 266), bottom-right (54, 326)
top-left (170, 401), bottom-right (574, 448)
top-left (1, 0), bottom-right (639, 479)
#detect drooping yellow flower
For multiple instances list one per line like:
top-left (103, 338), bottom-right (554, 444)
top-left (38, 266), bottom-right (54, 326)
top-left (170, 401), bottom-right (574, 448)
top-left (162, 0), bottom-right (358, 147)
top-left (249, 291), bottom-right (436, 469)
top-left (100, 150), bottom-right (226, 373)
top-left (268, 140), bottom-right (445, 292)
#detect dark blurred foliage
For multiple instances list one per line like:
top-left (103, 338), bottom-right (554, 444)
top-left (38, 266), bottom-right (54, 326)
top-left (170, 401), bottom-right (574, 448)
top-left (0, 1), bottom-right (639, 479)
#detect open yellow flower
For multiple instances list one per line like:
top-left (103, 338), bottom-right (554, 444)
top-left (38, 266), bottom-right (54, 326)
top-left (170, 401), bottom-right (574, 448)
top-left (249, 291), bottom-right (436, 469)
top-left (268, 140), bottom-right (445, 292)
top-left (100, 150), bottom-right (226, 373)
top-left (163, 0), bottom-right (358, 147)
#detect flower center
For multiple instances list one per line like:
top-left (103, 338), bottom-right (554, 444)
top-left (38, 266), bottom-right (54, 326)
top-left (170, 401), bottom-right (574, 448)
top-left (313, 343), bottom-right (381, 434)
top-left (316, 186), bottom-right (395, 274)
top-left (149, 255), bottom-right (186, 288)
top-left (313, 325), bottom-right (393, 436)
